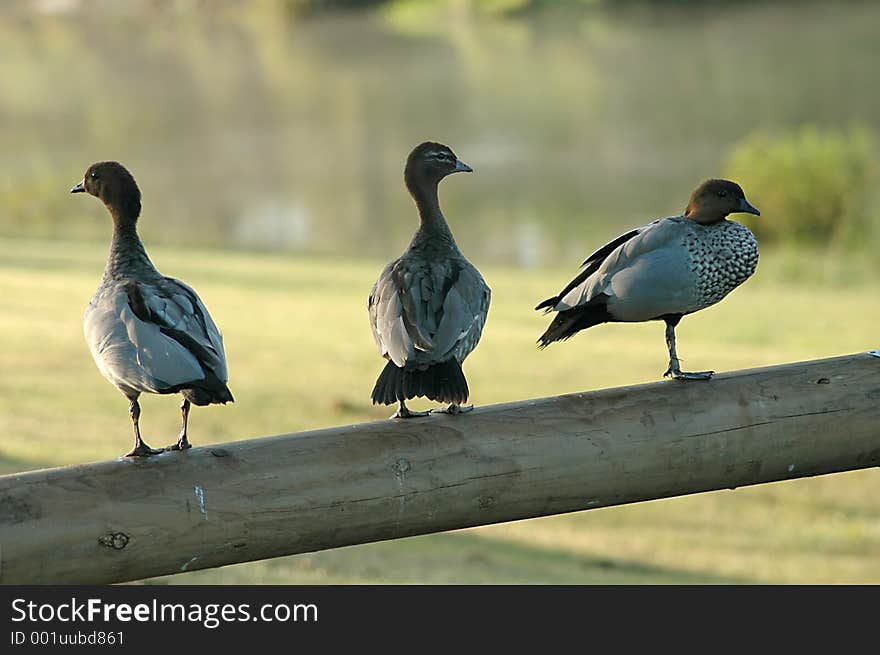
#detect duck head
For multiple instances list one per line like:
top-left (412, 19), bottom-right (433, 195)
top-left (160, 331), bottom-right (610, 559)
top-left (71, 161), bottom-right (142, 225)
top-left (404, 141), bottom-right (472, 196)
top-left (684, 179), bottom-right (760, 225)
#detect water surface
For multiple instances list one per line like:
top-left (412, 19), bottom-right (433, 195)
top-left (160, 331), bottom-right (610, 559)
top-left (1, 1), bottom-right (877, 266)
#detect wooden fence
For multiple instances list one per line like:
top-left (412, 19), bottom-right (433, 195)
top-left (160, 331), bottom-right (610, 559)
top-left (1, 352), bottom-right (878, 584)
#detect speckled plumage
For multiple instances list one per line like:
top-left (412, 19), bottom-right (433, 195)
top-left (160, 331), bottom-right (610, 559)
top-left (686, 219), bottom-right (758, 311)
top-left (549, 216), bottom-right (758, 323)
top-left (537, 179), bottom-right (760, 380)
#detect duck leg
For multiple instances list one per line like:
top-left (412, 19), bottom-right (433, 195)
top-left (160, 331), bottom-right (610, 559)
top-left (663, 318), bottom-right (714, 381)
top-left (432, 403), bottom-right (474, 415)
top-left (390, 400), bottom-right (430, 419)
top-left (124, 398), bottom-right (164, 457)
top-left (168, 398), bottom-right (193, 451)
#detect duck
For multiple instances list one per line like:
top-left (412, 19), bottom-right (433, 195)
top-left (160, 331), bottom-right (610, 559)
top-left (368, 142), bottom-right (491, 418)
top-left (536, 179), bottom-right (760, 380)
top-left (71, 161), bottom-right (233, 457)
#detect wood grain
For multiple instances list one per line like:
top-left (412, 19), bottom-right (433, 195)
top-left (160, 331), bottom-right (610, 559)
top-left (1, 352), bottom-right (878, 584)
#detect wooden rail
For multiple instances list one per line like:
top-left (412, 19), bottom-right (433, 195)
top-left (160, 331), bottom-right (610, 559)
top-left (1, 352), bottom-right (878, 584)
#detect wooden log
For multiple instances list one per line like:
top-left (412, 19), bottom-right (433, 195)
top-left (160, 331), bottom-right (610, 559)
top-left (1, 352), bottom-right (878, 584)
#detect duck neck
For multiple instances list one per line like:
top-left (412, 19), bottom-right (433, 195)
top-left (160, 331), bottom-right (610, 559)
top-left (684, 204), bottom-right (726, 226)
top-left (103, 208), bottom-right (154, 280)
top-left (408, 175), bottom-right (456, 249)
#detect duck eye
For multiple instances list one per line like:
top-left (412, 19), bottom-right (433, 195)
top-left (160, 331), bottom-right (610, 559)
top-left (716, 190), bottom-right (727, 198)
top-left (428, 151), bottom-right (452, 162)
top-left (90, 171), bottom-right (99, 180)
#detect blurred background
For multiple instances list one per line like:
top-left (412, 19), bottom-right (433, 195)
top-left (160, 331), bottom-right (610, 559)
top-left (1, 0), bottom-right (878, 583)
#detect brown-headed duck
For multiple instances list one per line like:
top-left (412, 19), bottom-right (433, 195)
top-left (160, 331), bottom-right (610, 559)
top-left (369, 142), bottom-right (491, 418)
top-left (72, 161), bottom-right (233, 456)
top-left (536, 179), bottom-right (760, 380)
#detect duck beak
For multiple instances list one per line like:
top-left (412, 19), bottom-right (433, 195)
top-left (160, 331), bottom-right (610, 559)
top-left (739, 197), bottom-right (760, 216)
top-left (454, 159), bottom-right (473, 173)
top-left (70, 180), bottom-right (85, 193)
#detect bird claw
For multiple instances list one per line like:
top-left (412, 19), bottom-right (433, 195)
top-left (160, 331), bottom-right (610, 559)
top-left (167, 436), bottom-right (192, 452)
top-left (390, 408), bottom-right (431, 419)
top-left (124, 443), bottom-right (165, 457)
top-left (664, 368), bottom-right (715, 381)
top-left (431, 404), bottom-right (474, 415)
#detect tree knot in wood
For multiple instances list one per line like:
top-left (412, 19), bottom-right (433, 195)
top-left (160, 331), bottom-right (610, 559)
top-left (816, 377), bottom-right (831, 384)
top-left (391, 458), bottom-right (411, 492)
top-left (98, 532), bottom-right (130, 550)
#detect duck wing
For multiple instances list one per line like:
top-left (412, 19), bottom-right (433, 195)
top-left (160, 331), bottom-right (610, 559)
top-left (146, 277), bottom-right (229, 383)
top-left (369, 257), bottom-right (491, 368)
top-left (84, 277), bottom-right (228, 395)
top-left (535, 218), bottom-right (672, 312)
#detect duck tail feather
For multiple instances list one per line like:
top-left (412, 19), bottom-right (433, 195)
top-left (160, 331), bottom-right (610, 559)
top-left (371, 359), bottom-right (469, 406)
top-left (537, 301), bottom-right (611, 348)
top-left (534, 296), bottom-right (558, 312)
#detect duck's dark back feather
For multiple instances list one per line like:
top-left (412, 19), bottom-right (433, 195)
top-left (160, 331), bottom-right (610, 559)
top-left (537, 295), bottom-right (612, 347)
top-left (535, 228), bottom-right (643, 312)
top-left (159, 369), bottom-right (234, 405)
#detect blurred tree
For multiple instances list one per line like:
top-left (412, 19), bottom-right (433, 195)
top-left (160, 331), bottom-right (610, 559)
top-left (725, 124), bottom-right (878, 249)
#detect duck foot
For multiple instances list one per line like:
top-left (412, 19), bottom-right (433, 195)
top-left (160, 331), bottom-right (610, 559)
top-left (431, 403), bottom-right (474, 415)
top-left (125, 398), bottom-right (163, 456)
top-left (663, 322), bottom-right (712, 381)
top-left (390, 408), bottom-right (430, 419)
top-left (664, 368), bottom-right (714, 381)
top-left (167, 435), bottom-right (192, 451)
top-left (124, 442), bottom-right (165, 457)
top-left (168, 399), bottom-right (193, 451)
top-left (390, 400), bottom-right (431, 419)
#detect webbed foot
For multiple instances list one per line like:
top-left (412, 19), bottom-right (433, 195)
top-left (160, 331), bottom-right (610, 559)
top-left (391, 407), bottom-right (431, 419)
top-left (124, 442), bottom-right (164, 457)
top-left (431, 403), bottom-right (474, 415)
top-left (167, 435), bottom-right (192, 451)
top-left (664, 368), bottom-right (714, 381)
top-left (390, 400), bottom-right (431, 419)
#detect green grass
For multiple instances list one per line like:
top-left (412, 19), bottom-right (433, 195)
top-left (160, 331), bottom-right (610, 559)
top-left (1, 236), bottom-right (878, 584)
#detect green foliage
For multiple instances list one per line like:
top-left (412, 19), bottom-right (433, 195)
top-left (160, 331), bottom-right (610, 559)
top-left (725, 125), bottom-right (878, 248)
top-left (3, 3), bottom-right (880, 265)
